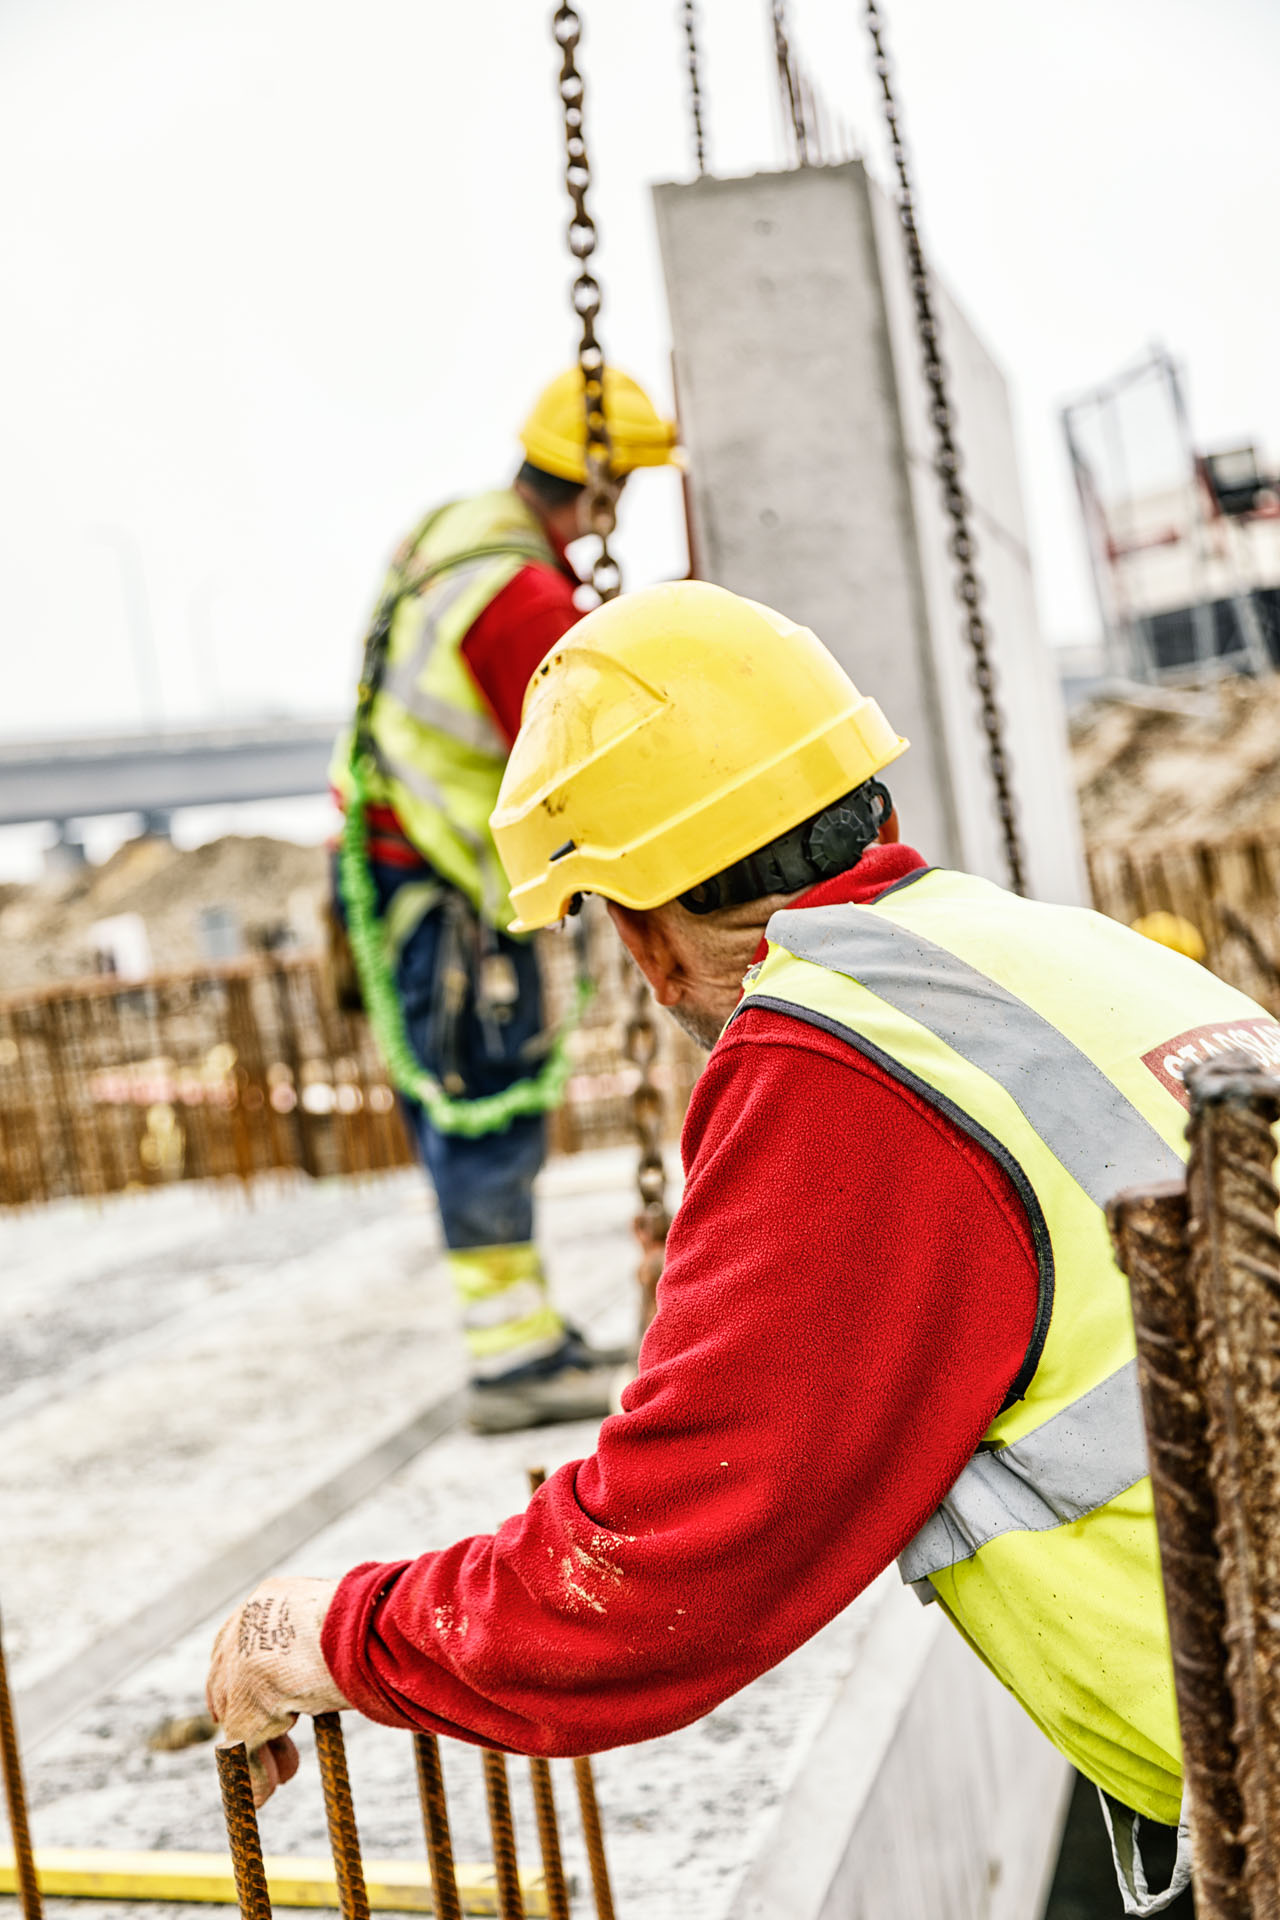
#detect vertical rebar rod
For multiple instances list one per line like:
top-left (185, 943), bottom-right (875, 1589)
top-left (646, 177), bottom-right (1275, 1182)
top-left (524, 1467), bottom-right (616, 1918)
top-left (0, 1606), bottom-right (41, 1920)
top-left (1108, 1185), bottom-right (1249, 1919)
top-left (215, 1744), bottom-right (273, 1920)
top-left (412, 1733), bottom-right (463, 1920)
top-left (1186, 1052), bottom-right (1280, 1919)
top-left (520, 1467), bottom-right (570, 1917)
top-left (572, 1756), bottom-right (616, 1920)
top-left (481, 1750), bottom-right (525, 1920)
top-left (528, 1760), bottom-right (571, 1920)
top-left (312, 1713), bottom-right (370, 1920)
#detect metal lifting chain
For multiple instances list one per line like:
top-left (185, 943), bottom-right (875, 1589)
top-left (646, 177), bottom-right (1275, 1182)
top-left (770, 1), bottom-right (812, 166)
top-left (553, 3), bottom-right (621, 605)
top-left (681, 0), bottom-right (707, 176)
top-left (864, 0), bottom-right (1029, 896)
top-left (551, 3), bottom-right (671, 1323)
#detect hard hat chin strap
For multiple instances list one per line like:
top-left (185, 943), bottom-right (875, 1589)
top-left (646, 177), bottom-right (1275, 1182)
top-left (679, 779), bottom-right (893, 916)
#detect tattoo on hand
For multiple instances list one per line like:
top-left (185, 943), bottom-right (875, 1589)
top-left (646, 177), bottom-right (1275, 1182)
top-left (238, 1598), bottom-right (297, 1656)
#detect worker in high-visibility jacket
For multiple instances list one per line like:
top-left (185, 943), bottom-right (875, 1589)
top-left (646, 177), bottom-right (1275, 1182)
top-left (217, 582), bottom-right (1280, 1910)
top-left (329, 367), bottom-right (682, 1434)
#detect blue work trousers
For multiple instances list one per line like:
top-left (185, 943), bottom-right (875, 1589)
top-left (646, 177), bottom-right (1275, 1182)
top-left (340, 858), bottom-right (546, 1250)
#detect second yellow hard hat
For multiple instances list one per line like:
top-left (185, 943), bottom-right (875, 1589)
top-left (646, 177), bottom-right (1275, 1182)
top-left (519, 366), bottom-right (682, 483)
top-left (492, 581), bottom-right (907, 930)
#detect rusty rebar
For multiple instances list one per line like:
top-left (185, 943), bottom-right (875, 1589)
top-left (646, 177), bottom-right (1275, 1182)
top-left (0, 1605), bottom-right (41, 1920)
top-left (1108, 1184), bottom-right (1249, 1918)
top-left (572, 1755), bottom-right (616, 1920)
top-left (412, 1733), bottom-right (462, 1920)
top-left (312, 1713), bottom-right (370, 1920)
top-left (481, 1750), bottom-right (525, 1920)
top-left (528, 1759), bottom-right (571, 1920)
top-left (1186, 1051), bottom-right (1280, 1918)
top-left (521, 1470), bottom-right (570, 1917)
top-left (215, 1743), bottom-right (273, 1920)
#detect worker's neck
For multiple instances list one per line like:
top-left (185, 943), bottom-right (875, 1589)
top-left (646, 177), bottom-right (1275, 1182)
top-left (513, 480), bottom-right (579, 553)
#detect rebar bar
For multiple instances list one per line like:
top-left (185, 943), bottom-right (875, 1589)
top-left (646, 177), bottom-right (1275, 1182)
top-left (1186, 1051), bottom-right (1280, 1919)
top-left (412, 1733), bottom-right (463, 1920)
top-left (521, 1471), bottom-right (571, 1919)
top-left (312, 1713), bottom-right (370, 1920)
top-left (481, 1750), bottom-right (525, 1920)
top-left (214, 1743), bottom-right (273, 1920)
top-left (1107, 1185), bottom-right (1249, 1918)
top-left (0, 1606), bottom-right (41, 1920)
top-left (572, 1755), bottom-right (616, 1920)
top-left (528, 1759), bottom-right (571, 1920)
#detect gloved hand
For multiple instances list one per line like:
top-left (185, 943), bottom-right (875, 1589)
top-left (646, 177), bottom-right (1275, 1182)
top-left (206, 1576), bottom-right (348, 1806)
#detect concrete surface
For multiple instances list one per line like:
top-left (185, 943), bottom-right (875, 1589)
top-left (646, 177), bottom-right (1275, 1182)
top-left (1, 1153), bottom-right (1070, 1918)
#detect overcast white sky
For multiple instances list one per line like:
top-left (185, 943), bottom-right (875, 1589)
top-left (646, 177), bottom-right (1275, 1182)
top-left (0, 0), bottom-right (1276, 752)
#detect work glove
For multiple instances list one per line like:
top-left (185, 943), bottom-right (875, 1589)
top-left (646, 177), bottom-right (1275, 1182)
top-left (206, 1576), bottom-right (349, 1806)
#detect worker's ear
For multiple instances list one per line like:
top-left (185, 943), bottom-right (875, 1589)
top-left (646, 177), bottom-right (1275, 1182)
top-left (605, 902), bottom-right (683, 1008)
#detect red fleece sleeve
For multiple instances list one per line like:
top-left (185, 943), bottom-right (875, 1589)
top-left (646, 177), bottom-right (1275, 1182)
top-left (321, 1010), bottom-right (1040, 1754)
top-left (459, 564), bottom-right (581, 747)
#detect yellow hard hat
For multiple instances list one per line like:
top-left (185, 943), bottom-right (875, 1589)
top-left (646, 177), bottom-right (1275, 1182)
top-left (519, 366), bottom-right (682, 483)
top-left (492, 581), bottom-right (908, 930)
top-left (1130, 911), bottom-right (1207, 963)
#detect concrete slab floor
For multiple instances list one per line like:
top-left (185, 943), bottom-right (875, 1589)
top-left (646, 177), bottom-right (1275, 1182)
top-left (0, 1156), bottom-right (879, 1918)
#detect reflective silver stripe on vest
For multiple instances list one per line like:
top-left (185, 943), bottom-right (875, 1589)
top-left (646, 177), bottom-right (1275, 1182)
top-left (767, 903), bottom-right (1185, 1208)
top-left (381, 669), bottom-right (506, 756)
top-left (898, 1359), bottom-right (1149, 1583)
top-left (381, 560), bottom-right (507, 757)
top-left (375, 747), bottom-right (482, 851)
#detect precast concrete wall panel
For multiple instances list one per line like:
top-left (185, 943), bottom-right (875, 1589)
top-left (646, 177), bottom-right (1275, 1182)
top-left (653, 162), bottom-right (1087, 905)
top-left (653, 164), bottom-right (959, 869)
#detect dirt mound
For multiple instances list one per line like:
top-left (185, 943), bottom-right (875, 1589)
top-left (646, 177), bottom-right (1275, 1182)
top-left (1070, 673), bottom-right (1280, 847)
top-left (0, 835), bottom-right (328, 996)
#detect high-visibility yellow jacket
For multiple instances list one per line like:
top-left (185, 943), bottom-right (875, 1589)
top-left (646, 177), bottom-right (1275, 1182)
top-left (737, 865), bottom-right (1280, 1824)
top-left (331, 490), bottom-right (556, 930)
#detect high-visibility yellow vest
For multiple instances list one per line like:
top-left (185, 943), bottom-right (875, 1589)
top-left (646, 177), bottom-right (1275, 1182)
top-left (331, 490), bottom-right (559, 929)
top-left (737, 866), bottom-right (1280, 1825)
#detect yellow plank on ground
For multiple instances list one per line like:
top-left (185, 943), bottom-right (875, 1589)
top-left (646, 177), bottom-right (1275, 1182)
top-left (0, 1848), bottom-right (548, 1915)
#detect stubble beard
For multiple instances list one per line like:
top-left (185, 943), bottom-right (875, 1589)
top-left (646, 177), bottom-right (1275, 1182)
top-left (666, 1000), bottom-right (729, 1052)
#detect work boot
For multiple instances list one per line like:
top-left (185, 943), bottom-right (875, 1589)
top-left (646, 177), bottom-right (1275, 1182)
top-left (466, 1330), bottom-right (629, 1435)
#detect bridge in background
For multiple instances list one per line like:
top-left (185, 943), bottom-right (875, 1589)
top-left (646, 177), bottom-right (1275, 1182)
top-left (0, 719), bottom-right (343, 832)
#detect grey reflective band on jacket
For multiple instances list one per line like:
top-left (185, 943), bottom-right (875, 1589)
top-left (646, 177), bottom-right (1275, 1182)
top-left (380, 667), bottom-right (507, 756)
top-left (766, 903), bottom-right (1185, 1209)
top-left (381, 560), bottom-right (508, 757)
top-left (375, 747), bottom-right (483, 852)
top-left (897, 1360), bottom-right (1149, 1583)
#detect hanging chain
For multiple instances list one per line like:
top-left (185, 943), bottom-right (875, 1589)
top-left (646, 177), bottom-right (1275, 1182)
top-left (551, 4), bottom-right (671, 1324)
top-left (681, 0), bottom-right (707, 176)
top-left (864, 0), bottom-right (1028, 896)
top-left (553, 3), bottom-right (621, 605)
top-left (770, 1), bottom-right (811, 166)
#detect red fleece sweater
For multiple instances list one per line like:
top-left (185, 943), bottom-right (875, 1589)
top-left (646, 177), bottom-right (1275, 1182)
top-left (322, 844), bottom-right (1040, 1752)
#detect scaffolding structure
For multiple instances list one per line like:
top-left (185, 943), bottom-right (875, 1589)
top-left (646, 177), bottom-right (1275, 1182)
top-left (1062, 346), bottom-right (1279, 686)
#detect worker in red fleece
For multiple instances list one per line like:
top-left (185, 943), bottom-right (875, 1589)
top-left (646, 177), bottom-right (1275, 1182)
top-left (329, 366), bottom-right (683, 1435)
top-left (215, 582), bottom-right (1279, 1914)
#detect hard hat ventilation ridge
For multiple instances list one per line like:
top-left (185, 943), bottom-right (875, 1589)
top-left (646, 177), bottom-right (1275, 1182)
top-left (679, 779), bottom-right (892, 915)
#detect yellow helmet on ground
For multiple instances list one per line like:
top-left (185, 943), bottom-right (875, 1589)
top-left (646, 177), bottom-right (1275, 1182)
top-left (492, 581), bottom-right (908, 931)
top-left (519, 367), bottom-right (682, 483)
top-left (1130, 911), bottom-right (1207, 964)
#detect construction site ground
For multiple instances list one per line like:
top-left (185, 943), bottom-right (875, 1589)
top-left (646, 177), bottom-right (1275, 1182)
top-left (0, 1151), bottom-right (882, 1920)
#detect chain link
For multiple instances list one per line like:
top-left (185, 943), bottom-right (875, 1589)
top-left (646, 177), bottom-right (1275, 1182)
top-left (864, 0), bottom-right (1028, 896)
top-left (553, 4), bottom-right (621, 604)
top-left (551, 4), bottom-right (670, 1319)
top-left (681, 0), bottom-right (707, 176)
top-left (770, 1), bottom-right (812, 166)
